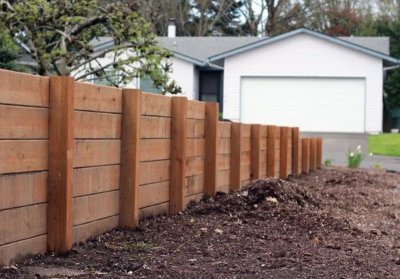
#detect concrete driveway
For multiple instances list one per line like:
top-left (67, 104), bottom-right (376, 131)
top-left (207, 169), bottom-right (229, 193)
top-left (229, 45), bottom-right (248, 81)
top-left (301, 133), bottom-right (400, 172)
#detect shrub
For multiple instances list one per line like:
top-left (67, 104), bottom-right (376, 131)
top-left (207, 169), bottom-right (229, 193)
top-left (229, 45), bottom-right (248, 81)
top-left (324, 158), bottom-right (332, 166)
top-left (346, 145), bottom-right (366, 168)
top-left (373, 162), bottom-right (382, 169)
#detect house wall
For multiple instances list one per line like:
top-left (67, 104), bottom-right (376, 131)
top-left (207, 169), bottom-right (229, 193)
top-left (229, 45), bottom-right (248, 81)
top-left (169, 57), bottom-right (196, 100)
top-left (193, 68), bottom-right (200, 100)
top-left (223, 33), bottom-right (384, 133)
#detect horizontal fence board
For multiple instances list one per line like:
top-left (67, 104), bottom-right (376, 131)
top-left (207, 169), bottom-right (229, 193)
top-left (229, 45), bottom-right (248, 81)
top-left (241, 180), bottom-right (251, 187)
top-left (74, 165), bottom-right (120, 197)
top-left (261, 126), bottom-right (268, 138)
top-left (0, 204), bottom-right (47, 246)
top-left (0, 69), bottom-right (49, 107)
top-left (241, 165), bottom-right (251, 181)
top-left (74, 111), bottom-right (121, 139)
top-left (139, 160), bottom-right (170, 185)
top-left (73, 215), bottom-right (118, 244)
top-left (139, 181), bottom-right (169, 208)
top-left (140, 139), bottom-right (171, 162)
top-left (0, 234), bottom-right (47, 266)
top-left (218, 138), bottom-right (231, 154)
top-left (261, 138), bottom-right (267, 151)
top-left (260, 163), bottom-right (267, 177)
top-left (141, 93), bottom-right (171, 117)
top-left (139, 202), bottom-right (169, 219)
top-left (242, 124), bottom-right (251, 138)
top-left (261, 150), bottom-right (267, 163)
top-left (0, 172), bottom-right (47, 210)
top-left (186, 156), bottom-right (204, 177)
top-left (186, 175), bottom-right (204, 196)
top-left (217, 185), bottom-right (230, 194)
top-left (141, 116), bottom-right (171, 139)
top-left (241, 151), bottom-right (251, 166)
top-left (187, 100), bottom-right (206, 120)
top-left (74, 82), bottom-right (122, 113)
top-left (217, 154), bottom-right (230, 171)
top-left (217, 169), bottom-right (230, 188)
top-left (187, 119), bottom-right (205, 139)
top-left (241, 138), bottom-right (251, 152)
top-left (219, 122), bottom-right (231, 138)
top-left (185, 193), bottom-right (203, 206)
top-left (0, 105), bottom-right (48, 139)
top-left (0, 140), bottom-right (48, 174)
top-left (187, 139), bottom-right (205, 157)
top-left (74, 140), bottom-right (121, 168)
top-left (73, 190), bottom-right (119, 226)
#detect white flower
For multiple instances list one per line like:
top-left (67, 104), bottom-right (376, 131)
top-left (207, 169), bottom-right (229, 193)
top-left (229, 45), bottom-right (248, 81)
top-left (350, 152), bottom-right (354, 157)
top-left (370, 152), bottom-right (373, 156)
top-left (357, 145), bottom-right (361, 150)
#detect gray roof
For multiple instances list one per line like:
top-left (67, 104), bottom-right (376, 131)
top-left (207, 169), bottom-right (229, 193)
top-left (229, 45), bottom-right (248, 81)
top-left (338, 37), bottom-right (390, 55)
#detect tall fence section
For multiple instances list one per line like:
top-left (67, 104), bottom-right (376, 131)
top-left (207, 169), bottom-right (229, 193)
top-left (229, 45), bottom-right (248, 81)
top-left (0, 70), bottom-right (323, 265)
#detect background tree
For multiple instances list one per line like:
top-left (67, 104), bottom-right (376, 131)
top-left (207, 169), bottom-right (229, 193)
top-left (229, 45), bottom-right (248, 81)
top-left (0, 0), bottom-right (181, 93)
top-left (0, 25), bottom-right (26, 72)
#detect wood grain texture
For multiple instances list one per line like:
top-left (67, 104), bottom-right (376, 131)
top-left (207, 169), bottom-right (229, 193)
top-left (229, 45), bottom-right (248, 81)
top-left (261, 126), bottom-right (268, 138)
top-left (242, 124), bottom-right (251, 138)
top-left (241, 164), bottom-right (251, 181)
top-left (74, 165), bottom-right (120, 197)
top-left (317, 138), bottom-right (323, 169)
top-left (187, 139), bottom-right (205, 157)
top-left (310, 138), bottom-right (317, 171)
top-left (302, 138), bottom-right (310, 173)
top-left (139, 202), bottom-right (169, 219)
top-left (251, 124), bottom-right (261, 180)
top-left (279, 127), bottom-right (289, 179)
top-left (217, 185), bottom-right (230, 194)
top-left (292, 128), bottom-right (300, 176)
top-left (170, 97), bottom-right (187, 214)
top-left (187, 119), bottom-right (205, 139)
top-left (187, 100), bottom-right (206, 119)
top-left (218, 138), bottom-right (231, 154)
top-left (139, 160), bottom-right (170, 185)
top-left (119, 89), bottom-right (141, 229)
top-left (241, 151), bottom-right (251, 166)
top-left (0, 235), bottom-right (47, 266)
top-left (219, 122), bottom-right (231, 138)
top-left (74, 82), bottom-right (122, 113)
top-left (217, 170), bottom-right (230, 187)
top-left (141, 116), bottom-right (171, 139)
top-left (140, 139), bottom-right (171, 162)
top-left (241, 137), bottom-right (251, 152)
top-left (141, 93), bottom-right (172, 117)
top-left (0, 105), bottom-right (48, 139)
top-left (267, 126), bottom-right (276, 177)
top-left (48, 76), bottom-right (74, 254)
top-left (204, 102), bottom-right (219, 197)
top-left (74, 111), bottom-right (121, 139)
top-left (0, 69), bottom-right (49, 107)
top-left (186, 156), bottom-right (205, 177)
top-left (218, 154), bottom-right (230, 171)
top-left (230, 123), bottom-right (242, 191)
top-left (73, 216), bottom-right (118, 245)
top-left (139, 181), bottom-right (170, 208)
top-left (186, 175), bottom-right (205, 196)
top-left (74, 140), bottom-right (121, 168)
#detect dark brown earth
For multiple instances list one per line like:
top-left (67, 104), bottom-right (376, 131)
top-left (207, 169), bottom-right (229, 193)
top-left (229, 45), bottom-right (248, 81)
top-left (2, 167), bottom-right (400, 278)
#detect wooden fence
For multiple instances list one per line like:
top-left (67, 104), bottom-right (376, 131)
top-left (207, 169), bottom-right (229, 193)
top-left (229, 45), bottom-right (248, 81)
top-left (0, 69), bottom-right (322, 265)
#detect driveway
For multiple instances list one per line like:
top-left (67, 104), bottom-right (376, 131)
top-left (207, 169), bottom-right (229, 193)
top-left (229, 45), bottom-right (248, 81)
top-left (300, 132), bottom-right (400, 172)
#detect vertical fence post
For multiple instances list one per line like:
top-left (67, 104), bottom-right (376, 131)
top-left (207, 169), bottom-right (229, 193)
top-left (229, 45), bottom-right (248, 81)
top-left (279, 127), bottom-right (289, 179)
top-left (310, 138), bottom-right (317, 171)
top-left (292, 127), bottom-right (300, 176)
top-left (204, 102), bottom-right (219, 197)
top-left (267, 125), bottom-right (276, 177)
top-left (302, 138), bottom-right (310, 174)
top-left (119, 89), bottom-right (141, 229)
top-left (230, 122), bottom-right (242, 191)
top-left (170, 97), bottom-right (188, 214)
top-left (251, 124), bottom-right (261, 180)
top-left (48, 77), bottom-right (74, 254)
top-left (317, 138), bottom-right (323, 169)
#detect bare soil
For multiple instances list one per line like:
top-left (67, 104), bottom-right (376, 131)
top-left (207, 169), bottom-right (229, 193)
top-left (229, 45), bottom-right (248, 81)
top-left (2, 167), bottom-right (400, 278)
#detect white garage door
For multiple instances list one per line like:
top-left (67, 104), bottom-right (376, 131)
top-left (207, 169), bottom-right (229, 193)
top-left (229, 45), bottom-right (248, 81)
top-left (240, 77), bottom-right (366, 133)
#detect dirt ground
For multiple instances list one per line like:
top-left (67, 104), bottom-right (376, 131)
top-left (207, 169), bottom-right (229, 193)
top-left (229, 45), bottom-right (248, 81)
top-left (2, 167), bottom-right (400, 278)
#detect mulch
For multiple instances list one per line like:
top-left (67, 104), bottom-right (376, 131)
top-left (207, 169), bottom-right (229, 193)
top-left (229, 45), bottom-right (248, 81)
top-left (2, 167), bottom-right (400, 278)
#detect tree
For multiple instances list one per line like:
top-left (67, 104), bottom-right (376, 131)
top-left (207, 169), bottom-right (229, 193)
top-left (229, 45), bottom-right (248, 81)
top-left (0, 25), bottom-right (26, 72)
top-left (0, 0), bottom-right (181, 93)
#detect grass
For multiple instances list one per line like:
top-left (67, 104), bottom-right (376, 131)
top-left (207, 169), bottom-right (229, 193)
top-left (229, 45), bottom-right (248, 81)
top-left (369, 133), bottom-right (400, 157)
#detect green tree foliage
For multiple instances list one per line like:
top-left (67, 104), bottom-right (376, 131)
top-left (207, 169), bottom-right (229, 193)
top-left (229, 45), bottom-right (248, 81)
top-left (0, 0), bottom-right (181, 93)
top-left (0, 25), bottom-right (25, 72)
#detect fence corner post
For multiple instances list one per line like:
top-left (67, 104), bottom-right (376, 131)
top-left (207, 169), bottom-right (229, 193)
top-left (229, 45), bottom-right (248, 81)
top-left (48, 76), bottom-right (75, 254)
top-left (302, 138), bottom-right (310, 173)
top-left (170, 96), bottom-right (188, 214)
top-left (267, 125), bottom-right (276, 177)
top-left (230, 122), bottom-right (242, 191)
top-left (119, 89), bottom-right (142, 229)
top-left (292, 127), bottom-right (300, 176)
top-left (317, 138), bottom-right (323, 169)
top-left (204, 102), bottom-right (219, 197)
top-left (251, 124), bottom-right (261, 180)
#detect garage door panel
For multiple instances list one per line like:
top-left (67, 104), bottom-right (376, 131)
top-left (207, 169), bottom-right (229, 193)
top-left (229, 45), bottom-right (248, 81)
top-left (240, 77), bottom-right (365, 133)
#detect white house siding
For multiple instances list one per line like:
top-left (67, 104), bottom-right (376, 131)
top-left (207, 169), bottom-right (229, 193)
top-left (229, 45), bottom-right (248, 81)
top-left (223, 33), bottom-right (383, 133)
top-left (169, 57), bottom-right (196, 100)
top-left (193, 68), bottom-right (200, 100)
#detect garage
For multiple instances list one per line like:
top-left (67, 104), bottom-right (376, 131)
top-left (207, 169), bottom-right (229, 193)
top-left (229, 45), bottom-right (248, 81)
top-left (240, 77), bottom-right (366, 133)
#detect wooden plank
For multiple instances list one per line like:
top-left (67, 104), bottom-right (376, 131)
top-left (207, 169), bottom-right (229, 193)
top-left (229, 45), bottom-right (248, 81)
top-left (219, 122), bottom-right (231, 138)
top-left (187, 119), bottom-right (205, 139)
top-left (261, 138), bottom-right (267, 151)
top-left (241, 164), bottom-right (251, 181)
top-left (242, 124), bottom-right (251, 138)
top-left (241, 180), bottom-right (251, 187)
top-left (139, 160), bottom-right (170, 185)
top-left (310, 138), bottom-right (317, 171)
top-left (292, 128), bottom-right (300, 176)
top-left (241, 151), bottom-right (251, 166)
top-left (74, 111), bottom-right (121, 139)
top-left (140, 139), bottom-right (170, 162)
top-left (299, 139), bottom-right (302, 174)
top-left (251, 124), bottom-right (261, 180)
top-left (267, 126), bottom-right (276, 177)
top-left (186, 175), bottom-right (205, 196)
top-left (204, 102), bottom-right (219, 197)
top-left (0, 235), bottom-right (47, 266)
top-left (0, 69), bottom-right (49, 107)
top-left (187, 100), bottom-right (206, 120)
top-left (218, 138), bottom-right (231, 154)
top-left (279, 127), bottom-right (289, 179)
top-left (230, 123), bottom-right (242, 191)
top-left (141, 116), bottom-right (171, 139)
top-left (187, 139), bottom-right (205, 157)
top-left (0, 140), bottom-right (48, 174)
top-left (139, 202), bottom-right (169, 219)
top-left (141, 93), bottom-right (171, 117)
top-left (48, 76), bottom-right (74, 254)
top-left (0, 204), bottom-right (47, 246)
top-left (73, 216), bottom-right (118, 245)
top-left (0, 105), bottom-right (48, 139)
top-left (241, 137), bottom-right (251, 152)
top-left (302, 138), bottom-right (310, 173)
top-left (74, 82), bottom-right (122, 113)
top-left (185, 193), bottom-right (203, 206)
top-left (260, 163), bottom-right (267, 177)
top-left (218, 154), bottom-right (230, 171)
top-left (186, 156), bottom-right (204, 177)
top-left (317, 138), bottom-right (323, 169)
top-left (170, 97), bottom-right (187, 214)
top-left (0, 172), bottom-right (47, 210)
top-left (74, 140), bottom-right (121, 168)
top-left (217, 170), bottom-right (230, 188)
top-left (73, 191), bottom-right (119, 226)
top-left (217, 185), bottom-right (230, 194)
top-left (139, 181), bottom-right (169, 208)
top-left (261, 125), bottom-right (268, 138)
top-left (119, 89), bottom-right (141, 229)
top-left (74, 165), bottom-right (120, 197)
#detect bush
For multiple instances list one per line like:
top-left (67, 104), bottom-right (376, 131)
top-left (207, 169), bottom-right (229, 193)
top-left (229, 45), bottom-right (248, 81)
top-left (346, 145), bottom-right (366, 168)
top-left (324, 158), bottom-right (332, 166)
top-left (373, 162), bottom-right (382, 169)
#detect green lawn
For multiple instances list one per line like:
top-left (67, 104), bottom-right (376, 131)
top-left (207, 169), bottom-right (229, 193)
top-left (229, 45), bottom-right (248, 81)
top-left (369, 134), bottom-right (400, 157)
